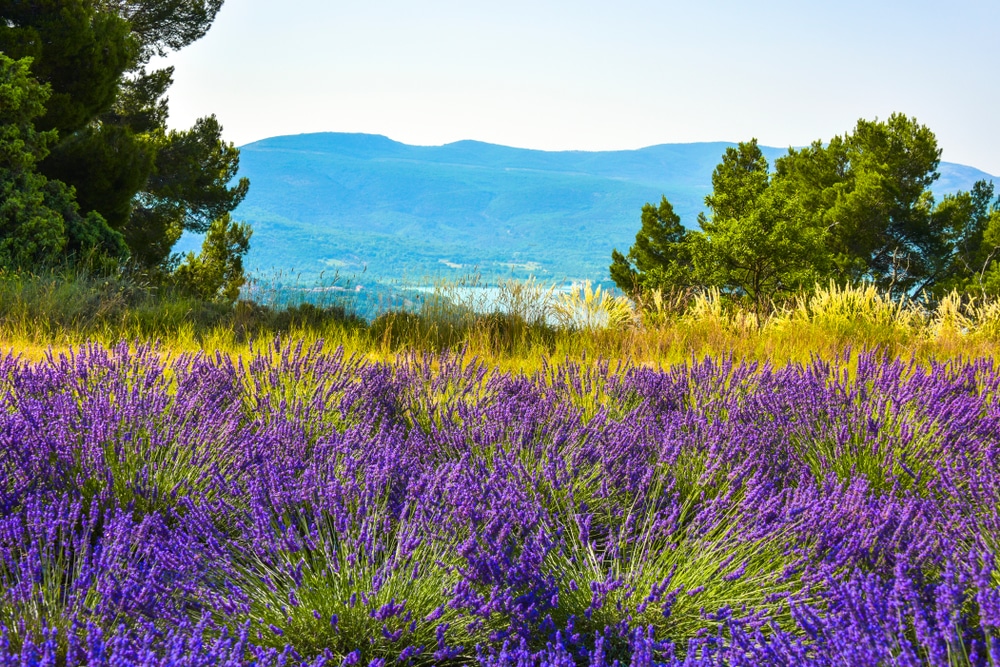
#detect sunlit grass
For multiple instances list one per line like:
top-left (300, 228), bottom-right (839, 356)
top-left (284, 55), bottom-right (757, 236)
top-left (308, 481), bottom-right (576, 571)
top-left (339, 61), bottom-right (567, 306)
top-left (5, 272), bottom-right (1000, 373)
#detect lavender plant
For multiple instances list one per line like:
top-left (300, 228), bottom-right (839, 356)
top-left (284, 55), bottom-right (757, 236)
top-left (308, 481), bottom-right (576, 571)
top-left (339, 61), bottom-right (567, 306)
top-left (2, 340), bottom-right (1000, 665)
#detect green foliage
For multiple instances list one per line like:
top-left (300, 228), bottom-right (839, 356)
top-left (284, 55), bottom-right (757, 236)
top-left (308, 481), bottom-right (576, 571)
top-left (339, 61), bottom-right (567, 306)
top-left (0, 174), bottom-right (67, 268)
top-left (694, 139), bottom-right (828, 311)
top-left (0, 0), bottom-right (248, 274)
top-left (131, 115), bottom-right (249, 267)
top-left (97, 0), bottom-right (225, 59)
top-left (774, 114), bottom-right (945, 294)
top-left (615, 115), bottom-right (999, 310)
top-left (0, 0), bottom-right (137, 135)
top-left (610, 196), bottom-right (693, 294)
top-left (39, 66), bottom-right (248, 272)
top-left (612, 141), bottom-right (828, 312)
top-left (42, 123), bottom-right (157, 231)
top-left (172, 214), bottom-right (252, 303)
top-left (703, 138), bottom-right (771, 221)
top-left (0, 55), bottom-right (64, 266)
top-left (0, 56), bottom-right (56, 167)
top-left (44, 180), bottom-right (130, 269)
top-left (0, 54), bottom-right (126, 269)
top-left (930, 180), bottom-right (1000, 295)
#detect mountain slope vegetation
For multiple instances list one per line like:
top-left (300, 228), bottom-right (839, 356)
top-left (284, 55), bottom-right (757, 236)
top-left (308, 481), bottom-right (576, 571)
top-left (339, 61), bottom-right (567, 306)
top-left (220, 132), bottom-right (997, 285)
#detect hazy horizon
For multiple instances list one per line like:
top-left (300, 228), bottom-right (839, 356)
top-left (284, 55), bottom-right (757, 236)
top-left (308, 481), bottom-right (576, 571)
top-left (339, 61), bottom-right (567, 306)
top-left (238, 131), bottom-right (1000, 177)
top-left (155, 0), bottom-right (1000, 175)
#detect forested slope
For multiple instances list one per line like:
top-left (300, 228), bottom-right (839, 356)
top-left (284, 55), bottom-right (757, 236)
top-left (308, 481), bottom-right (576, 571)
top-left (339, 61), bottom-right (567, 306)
top-left (222, 133), bottom-right (997, 284)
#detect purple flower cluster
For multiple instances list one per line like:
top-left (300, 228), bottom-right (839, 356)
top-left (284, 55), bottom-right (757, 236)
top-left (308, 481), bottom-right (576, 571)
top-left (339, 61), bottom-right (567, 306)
top-left (2, 340), bottom-right (1000, 665)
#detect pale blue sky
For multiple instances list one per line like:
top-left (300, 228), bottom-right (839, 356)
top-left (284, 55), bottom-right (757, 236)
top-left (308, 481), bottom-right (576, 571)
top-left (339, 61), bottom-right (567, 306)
top-left (157, 0), bottom-right (1000, 174)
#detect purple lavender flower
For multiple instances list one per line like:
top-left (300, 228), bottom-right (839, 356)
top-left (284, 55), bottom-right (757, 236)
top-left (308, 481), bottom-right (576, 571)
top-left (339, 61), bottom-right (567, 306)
top-left (2, 342), bottom-right (1000, 664)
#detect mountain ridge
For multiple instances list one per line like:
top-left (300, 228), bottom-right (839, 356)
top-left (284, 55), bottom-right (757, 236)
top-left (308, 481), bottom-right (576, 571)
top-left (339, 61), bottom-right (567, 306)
top-left (203, 132), bottom-right (999, 286)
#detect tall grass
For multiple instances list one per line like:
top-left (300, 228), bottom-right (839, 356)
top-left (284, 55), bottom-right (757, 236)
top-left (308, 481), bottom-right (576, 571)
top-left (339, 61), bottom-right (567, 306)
top-left (4, 270), bottom-right (1000, 366)
top-left (0, 268), bottom-right (365, 355)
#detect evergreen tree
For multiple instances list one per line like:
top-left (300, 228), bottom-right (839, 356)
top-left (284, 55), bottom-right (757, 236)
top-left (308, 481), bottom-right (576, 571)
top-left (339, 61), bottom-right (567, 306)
top-left (132, 115), bottom-right (249, 268)
top-left (172, 214), bottom-right (251, 303)
top-left (610, 196), bottom-right (693, 294)
top-left (97, 0), bottom-right (225, 58)
top-left (931, 180), bottom-right (1000, 295)
top-left (694, 140), bottom-right (827, 311)
top-left (0, 0), bottom-right (248, 273)
top-left (613, 115), bottom-right (992, 308)
top-left (0, 0), bottom-right (136, 135)
top-left (0, 54), bottom-right (126, 269)
top-left (773, 114), bottom-right (944, 294)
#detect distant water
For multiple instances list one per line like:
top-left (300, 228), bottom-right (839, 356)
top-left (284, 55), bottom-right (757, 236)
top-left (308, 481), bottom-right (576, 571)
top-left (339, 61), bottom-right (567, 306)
top-left (242, 274), bottom-right (603, 322)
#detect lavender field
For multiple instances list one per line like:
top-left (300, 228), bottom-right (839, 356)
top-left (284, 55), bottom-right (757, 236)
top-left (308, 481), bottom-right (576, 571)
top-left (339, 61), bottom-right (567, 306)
top-left (2, 340), bottom-right (1000, 666)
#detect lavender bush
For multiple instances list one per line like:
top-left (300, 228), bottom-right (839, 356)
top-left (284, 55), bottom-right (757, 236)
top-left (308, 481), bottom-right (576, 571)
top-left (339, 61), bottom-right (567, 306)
top-left (2, 340), bottom-right (1000, 665)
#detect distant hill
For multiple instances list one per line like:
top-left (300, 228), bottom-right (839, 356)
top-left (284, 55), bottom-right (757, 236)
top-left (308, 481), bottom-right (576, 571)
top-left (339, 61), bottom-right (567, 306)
top-left (205, 133), bottom-right (998, 287)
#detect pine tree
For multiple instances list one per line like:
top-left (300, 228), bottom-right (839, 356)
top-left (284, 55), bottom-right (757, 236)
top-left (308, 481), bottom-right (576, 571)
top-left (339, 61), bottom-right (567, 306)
top-left (0, 0), bottom-right (248, 272)
top-left (0, 54), bottom-right (126, 268)
top-left (609, 196), bottom-right (693, 294)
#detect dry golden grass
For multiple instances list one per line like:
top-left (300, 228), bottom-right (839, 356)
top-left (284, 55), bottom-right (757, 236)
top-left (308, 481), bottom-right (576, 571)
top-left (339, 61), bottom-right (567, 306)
top-left (4, 274), bottom-right (1000, 370)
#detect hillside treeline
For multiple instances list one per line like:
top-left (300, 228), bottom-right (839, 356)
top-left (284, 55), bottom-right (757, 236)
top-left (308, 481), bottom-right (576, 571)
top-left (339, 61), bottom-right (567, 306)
top-left (0, 0), bottom-right (250, 301)
top-left (612, 114), bottom-right (1000, 310)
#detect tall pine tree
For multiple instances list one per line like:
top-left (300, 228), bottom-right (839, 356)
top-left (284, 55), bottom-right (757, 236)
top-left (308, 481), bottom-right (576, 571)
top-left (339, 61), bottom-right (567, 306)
top-left (0, 0), bottom-right (248, 275)
top-left (610, 196), bottom-right (694, 294)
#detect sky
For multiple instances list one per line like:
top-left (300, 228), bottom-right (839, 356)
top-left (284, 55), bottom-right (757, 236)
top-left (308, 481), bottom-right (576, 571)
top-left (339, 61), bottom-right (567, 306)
top-left (156, 0), bottom-right (1000, 175)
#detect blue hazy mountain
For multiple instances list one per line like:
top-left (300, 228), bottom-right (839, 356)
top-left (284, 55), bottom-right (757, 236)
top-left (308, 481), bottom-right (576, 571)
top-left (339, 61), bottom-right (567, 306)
top-left (219, 132), bottom-right (998, 286)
